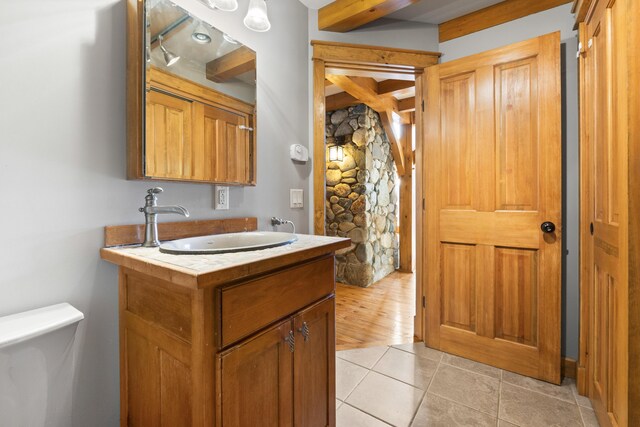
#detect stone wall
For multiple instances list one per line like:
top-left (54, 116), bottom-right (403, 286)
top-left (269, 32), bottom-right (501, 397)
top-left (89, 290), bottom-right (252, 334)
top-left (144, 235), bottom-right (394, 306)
top-left (325, 104), bottom-right (399, 287)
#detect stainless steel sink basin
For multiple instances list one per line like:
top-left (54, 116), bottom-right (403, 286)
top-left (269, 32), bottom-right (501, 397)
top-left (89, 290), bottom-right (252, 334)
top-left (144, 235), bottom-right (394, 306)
top-left (159, 231), bottom-right (298, 255)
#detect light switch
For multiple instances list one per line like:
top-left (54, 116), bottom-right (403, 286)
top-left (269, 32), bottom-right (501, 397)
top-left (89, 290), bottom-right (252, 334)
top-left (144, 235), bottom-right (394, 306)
top-left (290, 189), bottom-right (303, 208)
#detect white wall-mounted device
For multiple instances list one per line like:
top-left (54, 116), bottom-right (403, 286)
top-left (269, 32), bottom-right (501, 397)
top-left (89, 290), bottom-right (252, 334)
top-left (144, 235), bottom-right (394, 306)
top-left (289, 144), bottom-right (309, 162)
top-left (214, 186), bottom-right (229, 210)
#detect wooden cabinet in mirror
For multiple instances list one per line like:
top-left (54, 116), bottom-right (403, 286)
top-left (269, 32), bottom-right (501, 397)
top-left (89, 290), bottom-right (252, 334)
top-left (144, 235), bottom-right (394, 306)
top-left (127, 0), bottom-right (257, 185)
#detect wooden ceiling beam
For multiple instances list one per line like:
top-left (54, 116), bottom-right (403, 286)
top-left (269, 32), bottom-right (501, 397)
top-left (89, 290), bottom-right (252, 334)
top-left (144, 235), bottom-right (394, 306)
top-left (206, 46), bottom-right (256, 83)
top-left (326, 74), bottom-right (405, 176)
top-left (378, 79), bottom-right (415, 97)
top-left (397, 97), bottom-right (416, 113)
top-left (318, 0), bottom-right (419, 33)
top-left (439, 0), bottom-right (572, 42)
top-left (326, 91), bottom-right (359, 111)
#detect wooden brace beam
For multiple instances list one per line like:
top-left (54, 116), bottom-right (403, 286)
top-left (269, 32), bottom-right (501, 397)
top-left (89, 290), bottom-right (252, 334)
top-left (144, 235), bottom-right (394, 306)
top-left (318, 0), bottom-right (419, 33)
top-left (326, 74), bottom-right (405, 176)
top-left (439, 0), bottom-right (572, 42)
top-left (206, 46), bottom-right (256, 83)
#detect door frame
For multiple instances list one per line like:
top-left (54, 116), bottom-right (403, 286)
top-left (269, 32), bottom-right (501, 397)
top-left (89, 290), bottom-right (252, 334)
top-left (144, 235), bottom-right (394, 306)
top-left (310, 41), bottom-right (440, 339)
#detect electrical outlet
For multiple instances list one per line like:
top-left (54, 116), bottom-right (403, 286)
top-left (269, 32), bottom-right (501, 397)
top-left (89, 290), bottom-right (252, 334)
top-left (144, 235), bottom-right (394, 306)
top-left (290, 189), bottom-right (303, 208)
top-left (214, 186), bottom-right (229, 210)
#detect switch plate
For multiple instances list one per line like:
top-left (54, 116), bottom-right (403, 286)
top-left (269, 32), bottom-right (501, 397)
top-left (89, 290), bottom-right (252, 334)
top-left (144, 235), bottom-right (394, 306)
top-left (214, 186), bottom-right (229, 210)
top-left (290, 189), bottom-right (303, 208)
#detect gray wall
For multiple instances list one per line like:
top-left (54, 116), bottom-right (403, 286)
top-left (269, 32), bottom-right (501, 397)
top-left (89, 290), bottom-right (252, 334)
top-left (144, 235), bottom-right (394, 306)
top-left (0, 0), bottom-right (310, 424)
top-left (308, 12), bottom-right (439, 52)
top-left (439, 3), bottom-right (580, 359)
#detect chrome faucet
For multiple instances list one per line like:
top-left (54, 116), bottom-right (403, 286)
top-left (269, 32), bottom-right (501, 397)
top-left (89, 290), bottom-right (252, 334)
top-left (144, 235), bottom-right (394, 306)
top-left (271, 217), bottom-right (295, 234)
top-left (139, 187), bottom-right (189, 247)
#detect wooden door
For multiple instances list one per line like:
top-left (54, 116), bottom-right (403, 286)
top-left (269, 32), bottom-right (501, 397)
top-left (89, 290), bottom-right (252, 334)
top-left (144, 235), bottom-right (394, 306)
top-left (194, 103), bottom-right (249, 183)
top-left (220, 321), bottom-right (293, 427)
top-left (582, 1), bottom-right (629, 425)
top-left (145, 89), bottom-right (193, 179)
top-left (424, 32), bottom-right (562, 383)
top-left (293, 298), bottom-right (336, 427)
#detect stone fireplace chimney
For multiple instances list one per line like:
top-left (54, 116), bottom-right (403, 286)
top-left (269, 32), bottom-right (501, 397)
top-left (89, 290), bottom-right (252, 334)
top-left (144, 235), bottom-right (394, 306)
top-left (325, 104), bottom-right (399, 287)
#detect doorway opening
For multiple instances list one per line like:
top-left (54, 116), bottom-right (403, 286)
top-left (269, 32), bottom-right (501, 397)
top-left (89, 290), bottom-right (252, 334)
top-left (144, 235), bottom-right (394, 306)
top-left (311, 41), bottom-right (440, 349)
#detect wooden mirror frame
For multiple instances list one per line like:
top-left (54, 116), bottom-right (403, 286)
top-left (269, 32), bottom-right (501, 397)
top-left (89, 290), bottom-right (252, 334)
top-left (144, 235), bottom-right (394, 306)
top-left (126, 0), bottom-right (257, 185)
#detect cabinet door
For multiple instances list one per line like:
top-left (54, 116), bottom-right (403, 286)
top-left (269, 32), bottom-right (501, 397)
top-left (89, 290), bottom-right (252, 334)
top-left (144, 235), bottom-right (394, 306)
top-left (293, 298), bottom-right (336, 427)
top-left (193, 103), bottom-right (250, 183)
top-left (220, 320), bottom-right (293, 427)
top-left (145, 90), bottom-right (193, 179)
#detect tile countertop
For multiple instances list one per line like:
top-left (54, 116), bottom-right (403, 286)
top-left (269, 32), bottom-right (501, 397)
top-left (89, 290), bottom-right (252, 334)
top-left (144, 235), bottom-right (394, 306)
top-left (100, 233), bottom-right (351, 290)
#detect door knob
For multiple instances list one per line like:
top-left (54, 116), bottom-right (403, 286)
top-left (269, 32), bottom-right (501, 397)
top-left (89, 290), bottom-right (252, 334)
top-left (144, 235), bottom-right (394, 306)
top-left (541, 222), bottom-right (556, 233)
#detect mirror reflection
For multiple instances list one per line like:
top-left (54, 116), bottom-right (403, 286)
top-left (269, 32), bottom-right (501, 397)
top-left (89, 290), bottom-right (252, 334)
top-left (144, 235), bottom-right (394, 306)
top-left (146, 0), bottom-right (257, 104)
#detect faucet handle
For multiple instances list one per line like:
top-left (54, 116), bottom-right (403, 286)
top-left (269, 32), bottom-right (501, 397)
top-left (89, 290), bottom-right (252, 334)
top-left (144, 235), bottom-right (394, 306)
top-left (147, 187), bottom-right (163, 195)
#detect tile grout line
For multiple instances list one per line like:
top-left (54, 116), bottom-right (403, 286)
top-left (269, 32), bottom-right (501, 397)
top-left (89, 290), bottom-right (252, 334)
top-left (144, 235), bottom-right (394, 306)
top-left (439, 359), bottom-right (503, 381)
top-left (339, 347), bottom-right (390, 403)
top-left (501, 379), bottom-right (580, 405)
top-left (339, 402), bottom-right (395, 426)
top-left (408, 358), bottom-right (442, 426)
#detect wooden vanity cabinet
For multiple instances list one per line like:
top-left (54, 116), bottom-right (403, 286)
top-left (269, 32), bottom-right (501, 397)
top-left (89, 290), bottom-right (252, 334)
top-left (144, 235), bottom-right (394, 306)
top-left (220, 298), bottom-right (335, 427)
top-left (117, 254), bottom-right (337, 427)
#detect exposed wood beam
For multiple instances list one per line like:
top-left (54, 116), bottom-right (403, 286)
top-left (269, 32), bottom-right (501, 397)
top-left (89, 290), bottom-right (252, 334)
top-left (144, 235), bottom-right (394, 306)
top-left (398, 97), bottom-right (416, 113)
top-left (326, 74), bottom-right (405, 176)
top-left (326, 91), bottom-right (359, 111)
top-left (313, 59), bottom-right (326, 236)
top-left (312, 40), bottom-right (441, 69)
top-left (206, 46), bottom-right (256, 83)
top-left (379, 110), bottom-right (405, 177)
top-left (318, 0), bottom-right (419, 33)
top-left (325, 74), bottom-right (397, 113)
top-left (398, 122), bottom-right (413, 273)
top-left (378, 79), bottom-right (415, 97)
top-left (439, 0), bottom-right (572, 42)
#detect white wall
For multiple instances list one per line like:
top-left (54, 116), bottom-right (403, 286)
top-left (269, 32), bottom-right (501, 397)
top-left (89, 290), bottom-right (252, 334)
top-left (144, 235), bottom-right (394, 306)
top-left (439, 3), bottom-right (580, 359)
top-left (0, 0), bottom-right (309, 424)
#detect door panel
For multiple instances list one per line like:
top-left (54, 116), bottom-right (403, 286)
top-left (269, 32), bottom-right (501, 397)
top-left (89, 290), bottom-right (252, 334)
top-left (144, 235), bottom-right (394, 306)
top-left (145, 90), bottom-right (193, 179)
top-left (293, 298), bottom-right (336, 427)
top-left (424, 32), bottom-right (561, 383)
top-left (220, 321), bottom-right (293, 427)
top-left (584, 1), bottom-right (628, 425)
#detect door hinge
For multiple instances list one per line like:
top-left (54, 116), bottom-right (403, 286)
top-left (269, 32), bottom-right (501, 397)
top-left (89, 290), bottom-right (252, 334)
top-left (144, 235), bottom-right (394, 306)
top-left (422, 198), bottom-right (425, 210)
top-left (422, 296), bottom-right (426, 308)
top-left (421, 99), bottom-right (425, 112)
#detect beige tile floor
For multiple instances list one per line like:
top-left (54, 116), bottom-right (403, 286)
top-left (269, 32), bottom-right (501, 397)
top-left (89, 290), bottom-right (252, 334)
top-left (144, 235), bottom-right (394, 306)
top-left (336, 343), bottom-right (600, 427)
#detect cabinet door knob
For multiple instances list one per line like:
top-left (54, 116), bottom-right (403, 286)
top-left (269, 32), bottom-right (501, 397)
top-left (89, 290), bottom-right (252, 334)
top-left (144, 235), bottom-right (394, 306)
top-left (298, 322), bottom-right (310, 342)
top-left (284, 331), bottom-right (295, 352)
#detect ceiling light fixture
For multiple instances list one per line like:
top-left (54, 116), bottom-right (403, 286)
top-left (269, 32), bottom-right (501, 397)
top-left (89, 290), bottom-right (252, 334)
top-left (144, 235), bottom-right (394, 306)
top-left (204, 0), bottom-right (271, 32)
top-left (223, 33), bottom-right (239, 44)
top-left (158, 35), bottom-right (180, 66)
top-left (191, 20), bottom-right (212, 44)
top-left (207, 0), bottom-right (239, 12)
top-left (244, 0), bottom-right (271, 32)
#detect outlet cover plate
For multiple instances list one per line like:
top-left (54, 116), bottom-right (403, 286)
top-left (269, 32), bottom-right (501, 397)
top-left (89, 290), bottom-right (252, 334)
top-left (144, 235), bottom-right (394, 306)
top-left (215, 186), bottom-right (229, 210)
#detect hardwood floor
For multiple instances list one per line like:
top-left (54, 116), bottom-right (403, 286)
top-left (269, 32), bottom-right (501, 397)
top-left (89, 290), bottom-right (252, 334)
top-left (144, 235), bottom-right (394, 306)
top-left (336, 271), bottom-right (415, 351)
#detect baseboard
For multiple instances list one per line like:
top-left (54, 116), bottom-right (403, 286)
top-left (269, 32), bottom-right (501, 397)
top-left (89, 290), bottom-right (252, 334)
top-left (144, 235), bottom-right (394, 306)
top-left (562, 357), bottom-right (577, 379)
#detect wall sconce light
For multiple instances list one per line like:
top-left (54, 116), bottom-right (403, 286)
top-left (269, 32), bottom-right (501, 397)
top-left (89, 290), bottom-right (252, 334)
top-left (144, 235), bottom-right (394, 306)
top-left (328, 146), bottom-right (344, 162)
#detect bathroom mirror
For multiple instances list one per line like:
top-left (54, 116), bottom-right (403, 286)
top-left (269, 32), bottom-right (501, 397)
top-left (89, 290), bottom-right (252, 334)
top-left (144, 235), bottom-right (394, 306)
top-left (127, 0), bottom-right (257, 185)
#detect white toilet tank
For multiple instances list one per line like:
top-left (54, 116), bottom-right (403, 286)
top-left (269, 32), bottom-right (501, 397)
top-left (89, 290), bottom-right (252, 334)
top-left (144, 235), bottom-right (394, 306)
top-left (0, 303), bottom-right (84, 427)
